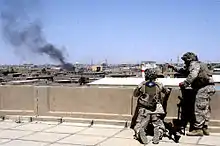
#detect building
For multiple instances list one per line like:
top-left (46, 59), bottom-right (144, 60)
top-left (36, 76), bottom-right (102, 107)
top-left (91, 65), bottom-right (103, 72)
top-left (141, 61), bottom-right (158, 77)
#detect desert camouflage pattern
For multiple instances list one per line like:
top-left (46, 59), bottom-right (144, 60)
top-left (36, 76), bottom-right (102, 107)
top-left (134, 81), bottom-right (169, 114)
top-left (133, 81), bottom-right (170, 140)
top-left (194, 85), bottom-right (215, 129)
top-left (175, 60), bottom-right (216, 130)
top-left (173, 61), bottom-right (214, 88)
top-left (133, 107), bottom-right (165, 143)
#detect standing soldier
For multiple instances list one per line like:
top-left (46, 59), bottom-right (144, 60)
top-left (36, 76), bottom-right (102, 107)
top-left (132, 68), bottom-right (171, 144)
top-left (168, 52), bottom-right (215, 136)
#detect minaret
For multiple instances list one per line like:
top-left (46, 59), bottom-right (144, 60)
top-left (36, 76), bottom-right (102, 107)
top-left (91, 59), bottom-right (93, 65)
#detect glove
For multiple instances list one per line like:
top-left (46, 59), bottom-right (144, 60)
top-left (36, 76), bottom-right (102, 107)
top-left (179, 82), bottom-right (186, 88)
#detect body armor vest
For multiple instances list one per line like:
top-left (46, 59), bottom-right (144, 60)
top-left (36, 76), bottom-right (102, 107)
top-left (191, 62), bottom-right (212, 88)
top-left (138, 80), bottom-right (161, 111)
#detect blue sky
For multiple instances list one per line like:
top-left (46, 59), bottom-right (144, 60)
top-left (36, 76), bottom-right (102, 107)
top-left (0, 0), bottom-right (220, 64)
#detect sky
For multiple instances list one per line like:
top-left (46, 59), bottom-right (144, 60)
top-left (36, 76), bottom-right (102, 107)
top-left (0, 0), bottom-right (220, 64)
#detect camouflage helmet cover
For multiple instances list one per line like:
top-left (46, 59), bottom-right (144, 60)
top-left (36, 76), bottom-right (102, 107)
top-left (181, 52), bottom-right (197, 61)
top-left (144, 68), bottom-right (157, 80)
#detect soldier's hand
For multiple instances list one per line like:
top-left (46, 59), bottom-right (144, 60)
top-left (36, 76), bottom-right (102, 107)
top-left (137, 82), bottom-right (144, 89)
top-left (133, 87), bottom-right (141, 97)
top-left (179, 82), bottom-right (187, 88)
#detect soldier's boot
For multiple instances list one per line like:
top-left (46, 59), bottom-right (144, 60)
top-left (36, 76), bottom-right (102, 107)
top-left (133, 126), bottom-right (140, 140)
top-left (152, 127), bottom-right (160, 144)
top-left (174, 132), bottom-right (181, 143)
top-left (202, 125), bottom-right (210, 136)
top-left (133, 129), bottom-right (140, 140)
top-left (186, 129), bottom-right (203, 136)
top-left (159, 129), bottom-right (164, 140)
top-left (133, 133), bottom-right (138, 140)
top-left (139, 128), bottom-right (149, 144)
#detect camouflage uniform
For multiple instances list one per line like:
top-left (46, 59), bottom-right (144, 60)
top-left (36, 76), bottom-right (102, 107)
top-left (133, 69), bottom-right (171, 144)
top-left (172, 52), bottom-right (216, 136)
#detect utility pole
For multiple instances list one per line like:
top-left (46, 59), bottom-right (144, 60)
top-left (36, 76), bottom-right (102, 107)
top-left (91, 59), bottom-right (93, 65)
top-left (177, 56), bottom-right (180, 65)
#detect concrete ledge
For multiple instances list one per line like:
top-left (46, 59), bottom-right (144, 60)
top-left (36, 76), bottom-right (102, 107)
top-left (46, 111), bottom-right (132, 121)
top-left (0, 85), bottom-right (220, 128)
top-left (2, 115), bottom-right (220, 126)
top-left (3, 115), bottom-right (33, 123)
top-left (1, 115), bottom-right (129, 127)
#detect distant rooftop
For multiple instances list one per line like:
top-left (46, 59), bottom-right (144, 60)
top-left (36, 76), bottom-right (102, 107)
top-left (141, 61), bottom-right (156, 64)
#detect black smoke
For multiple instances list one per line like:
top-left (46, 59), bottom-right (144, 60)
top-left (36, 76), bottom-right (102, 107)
top-left (0, 0), bottom-right (73, 70)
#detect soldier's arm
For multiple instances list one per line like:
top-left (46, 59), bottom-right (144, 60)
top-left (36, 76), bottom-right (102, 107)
top-left (133, 81), bottom-right (144, 97)
top-left (173, 66), bottom-right (188, 75)
top-left (161, 86), bottom-right (172, 104)
top-left (155, 82), bottom-right (169, 96)
top-left (159, 85), bottom-right (172, 115)
top-left (184, 62), bottom-right (200, 85)
top-left (161, 86), bottom-right (171, 96)
top-left (133, 87), bottom-right (141, 97)
top-left (168, 64), bottom-right (188, 75)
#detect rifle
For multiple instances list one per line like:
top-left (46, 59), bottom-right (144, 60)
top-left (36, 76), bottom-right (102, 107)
top-left (175, 94), bottom-right (186, 135)
top-left (172, 86), bottom-right (195, 136)
top-left (168, 87), bottom-right (187, 138)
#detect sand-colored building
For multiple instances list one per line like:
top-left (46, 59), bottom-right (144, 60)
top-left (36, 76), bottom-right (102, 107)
top-left (91, 65), bottom-right (103, 72)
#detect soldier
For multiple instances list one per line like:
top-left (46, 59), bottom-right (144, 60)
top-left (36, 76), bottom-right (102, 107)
top-left (133, 68), bottom-right (171, 144)
top-left (168, 52), bottom-right (215, 136)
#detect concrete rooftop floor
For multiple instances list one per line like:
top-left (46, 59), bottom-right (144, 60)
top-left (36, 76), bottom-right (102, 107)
top-left (0, 120), bottom-right (219, 146)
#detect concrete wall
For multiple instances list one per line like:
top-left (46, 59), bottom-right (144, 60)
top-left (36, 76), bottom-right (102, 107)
top-left (0, 86), bottom-right (36, 116)
top-left (0, 85), bottom-right (219, 121)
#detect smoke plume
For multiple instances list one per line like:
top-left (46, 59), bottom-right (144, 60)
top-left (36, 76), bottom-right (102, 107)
top-left (0, 0), bottom-right (73, 69)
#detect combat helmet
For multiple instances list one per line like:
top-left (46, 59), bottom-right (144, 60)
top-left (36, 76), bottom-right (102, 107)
top-left (181, 52), bottom-right (198, 62)
top-left (144, 68), bottom-right (157, 81)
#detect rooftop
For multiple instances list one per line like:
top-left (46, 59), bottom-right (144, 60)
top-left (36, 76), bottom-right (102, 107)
top-left (88, 75), bottom-right (220, 87)
top-left (0, 120), bottom-right (219, 146)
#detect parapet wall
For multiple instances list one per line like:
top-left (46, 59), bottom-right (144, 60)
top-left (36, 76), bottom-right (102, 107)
top-left (0, 85), bottom-right (220, 121)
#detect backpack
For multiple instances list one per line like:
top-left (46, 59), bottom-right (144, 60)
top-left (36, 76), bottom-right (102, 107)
top-left (138, 80), bottom-right (161, 111)
top-left (191, 62), bottom-right (212, 88)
